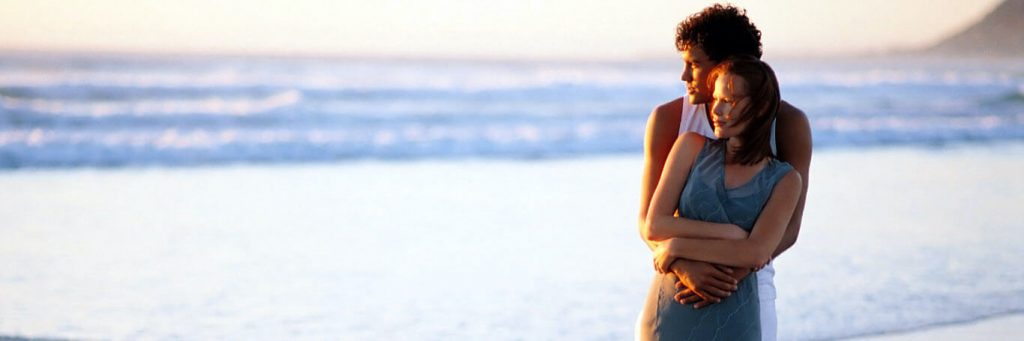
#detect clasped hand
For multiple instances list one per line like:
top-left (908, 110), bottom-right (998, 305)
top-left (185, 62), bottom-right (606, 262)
top-left (652, 238), bottom-right (762, 308)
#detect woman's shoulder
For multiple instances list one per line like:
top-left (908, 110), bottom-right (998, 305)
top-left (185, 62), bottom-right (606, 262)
top-left (679, 131), bottom-right (709, 143)
top-left (674, 131), bottom-right (711, 151)
top-left (769, 157), bottom-right (793, 170)
top-left (767, 158), bottom-right (798, 184)
top-left (770, 156), bottom-right (798, 188)
top-left (686, 132), bottom-right (721, 156)
top-left (669, 132), bottom-right (712, 166)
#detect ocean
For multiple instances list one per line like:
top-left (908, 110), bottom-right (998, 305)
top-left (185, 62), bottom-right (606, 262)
top-left (1, 53), bottom-right (1023, 168)
top-left (1, 53), bottom-right (1023, 340)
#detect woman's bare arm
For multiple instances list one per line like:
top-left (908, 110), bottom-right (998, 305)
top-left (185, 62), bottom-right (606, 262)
top-left (639, 101), bottom-right (751, 305)
top-left (643, 132), bottom-right (750, 243)
top-left (659, 170), bottom-right (802, 269)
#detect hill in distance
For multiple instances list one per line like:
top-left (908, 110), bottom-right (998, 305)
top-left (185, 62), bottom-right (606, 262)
top-left (924, 0), bottom-right (1024, 57)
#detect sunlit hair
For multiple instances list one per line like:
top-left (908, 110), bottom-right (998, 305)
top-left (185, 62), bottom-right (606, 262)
top-left (675, 4), bottom-right (762, 62)
top-left (707, 56), bottom-right (780, 165)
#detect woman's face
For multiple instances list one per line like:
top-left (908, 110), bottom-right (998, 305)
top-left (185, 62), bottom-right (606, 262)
top-left (710, 73), bottom-right (751, 139)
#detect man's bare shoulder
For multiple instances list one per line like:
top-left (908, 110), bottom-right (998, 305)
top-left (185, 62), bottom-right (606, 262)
top-left (778, 100), bottom-right (811, 137)
top-left (776, 100), bottom-right (813, 166)
top-left (644, 97), bottom-right (688, 156)
top-left (779, 100), bottom-right (808, 123)
top-left (655, 97), bottom-right (687, 113)
top-left (649, 97), bottom-right (687, 123)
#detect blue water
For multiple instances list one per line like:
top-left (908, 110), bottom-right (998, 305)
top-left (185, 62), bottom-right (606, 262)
top-left (1, 52), bottom-right (1023, 168)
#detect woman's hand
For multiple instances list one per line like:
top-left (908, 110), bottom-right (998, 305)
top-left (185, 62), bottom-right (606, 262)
top-left (653, 238), bottom-right (682, 273)
top-left (669, 259), bottom-right (737, 307)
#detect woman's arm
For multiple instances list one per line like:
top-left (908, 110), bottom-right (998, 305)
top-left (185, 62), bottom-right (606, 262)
top-left (639, 101), bottom-right (748, 306)
top-left (657, 170), bottom-right (802, 269)
top-left (643, 132), bottom-right (749, 242)
top-left (639, 101), bottom-right (748, 251)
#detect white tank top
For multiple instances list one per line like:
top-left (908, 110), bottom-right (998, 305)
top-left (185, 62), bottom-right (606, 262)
top-left (678, 99), bottom-right (716, 139)
top-left (677, 96), bottom-right (777, 300)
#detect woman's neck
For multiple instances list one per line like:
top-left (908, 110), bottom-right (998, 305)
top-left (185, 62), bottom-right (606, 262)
top-left (725, 137), bottom-right (744, 164)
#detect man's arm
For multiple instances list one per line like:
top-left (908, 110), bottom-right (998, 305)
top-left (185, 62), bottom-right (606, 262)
top-left (772, 101), bottom-right (813, 258)
top-left (638, 99), bottom-right (684, 250)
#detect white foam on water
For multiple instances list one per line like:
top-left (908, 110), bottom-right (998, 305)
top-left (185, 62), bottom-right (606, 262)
top-left (1, 90), bottom-right (301, 117)
top-left (0, 55), bottom-right (1023, 168)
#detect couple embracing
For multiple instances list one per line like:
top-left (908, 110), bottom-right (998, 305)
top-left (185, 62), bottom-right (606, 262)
top-left (634, 4), bottom-right (812, 340)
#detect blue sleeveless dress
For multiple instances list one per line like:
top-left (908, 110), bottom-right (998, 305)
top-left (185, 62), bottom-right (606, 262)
top-left (637, 139), bottom-right (794, 341)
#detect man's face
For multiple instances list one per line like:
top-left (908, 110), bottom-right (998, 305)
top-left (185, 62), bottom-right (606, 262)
top-left (680, 46), bottom-right (716, 105)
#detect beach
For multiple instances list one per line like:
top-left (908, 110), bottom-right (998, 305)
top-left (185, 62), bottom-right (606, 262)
top-left (851, 313), bottom-right (1024, 340)
top-left (3, 0), bottom-right (1024, 337)
top-left (1, 143), bottom-right (1022, 340)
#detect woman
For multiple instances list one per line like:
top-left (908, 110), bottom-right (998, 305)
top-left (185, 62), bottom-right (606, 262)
top-left (636, 57), bottom-right (802, 340)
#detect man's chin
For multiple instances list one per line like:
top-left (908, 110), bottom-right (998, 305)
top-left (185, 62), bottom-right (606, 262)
top-left (686, 93), bottom-right (710, 105)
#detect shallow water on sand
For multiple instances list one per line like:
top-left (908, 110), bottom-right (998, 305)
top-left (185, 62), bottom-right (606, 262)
top-left (1, 144), bottom-right (1022, 339)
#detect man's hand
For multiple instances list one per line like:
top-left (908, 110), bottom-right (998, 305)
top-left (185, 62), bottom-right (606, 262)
top-left (668, 259), bottom-right (738, 307)
top-left (652, 241), bottom-right (677, 273)
top-left (752, 257), bottom-right (772, 272)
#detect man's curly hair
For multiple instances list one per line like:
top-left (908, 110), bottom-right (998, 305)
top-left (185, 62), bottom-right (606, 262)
top-left (675, 4), bottom-right (762, 62)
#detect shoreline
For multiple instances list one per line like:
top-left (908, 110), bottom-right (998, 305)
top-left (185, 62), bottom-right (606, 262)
top-left (4, 313), bottom-right (1022, 341)
top-left (847, 311), bottom-right (1024, 340)
top-left (1, 139), bottom-right (1022, 174)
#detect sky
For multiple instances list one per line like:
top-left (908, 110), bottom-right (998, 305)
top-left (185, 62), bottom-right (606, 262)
top-left (0, 0), bottom-right (1006, 60)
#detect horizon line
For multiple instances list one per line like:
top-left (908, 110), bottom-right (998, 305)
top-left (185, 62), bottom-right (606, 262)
top-left (0, 46), bottom-right (1013, 63)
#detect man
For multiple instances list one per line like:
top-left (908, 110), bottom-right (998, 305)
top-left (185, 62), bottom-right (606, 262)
top-left (637, 4), bottom-right (812, 340)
